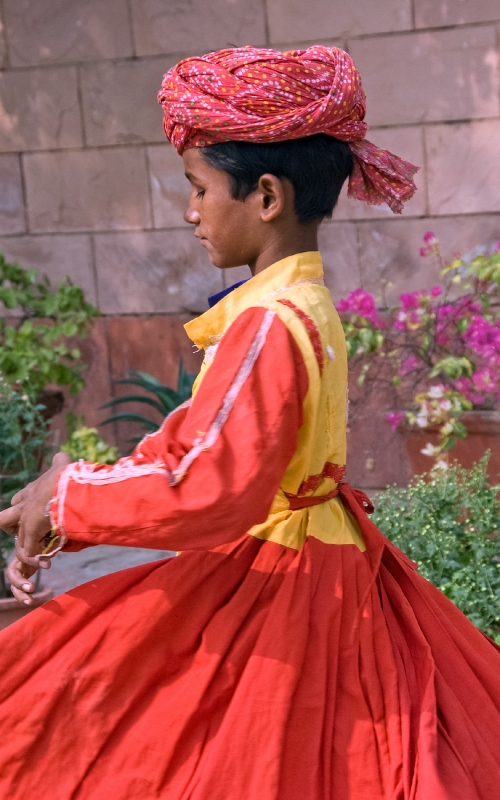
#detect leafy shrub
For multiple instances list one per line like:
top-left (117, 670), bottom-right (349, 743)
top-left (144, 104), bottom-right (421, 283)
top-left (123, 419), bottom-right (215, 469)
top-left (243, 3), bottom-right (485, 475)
top-left (373, 456), bottom-right (500, 642)
top-left (0, 380), bottom-right (51, 507)
top-left (0, 253), bottom-right (97, 595)
top-left (0, 252), bottom-right (98, 397)
top-left (61, 414), bottom-right (118, 464)
top-left (0, 382), bottom-right (52, 589)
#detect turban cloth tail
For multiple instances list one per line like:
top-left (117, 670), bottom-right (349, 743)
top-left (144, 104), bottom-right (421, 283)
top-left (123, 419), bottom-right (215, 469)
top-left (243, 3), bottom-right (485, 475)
top-left (158, 46), bottom-right (418, 215)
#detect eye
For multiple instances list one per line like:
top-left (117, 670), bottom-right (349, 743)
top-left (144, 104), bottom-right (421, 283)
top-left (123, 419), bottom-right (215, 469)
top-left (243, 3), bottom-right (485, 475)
top-left (196, 189), bottom-right (205, 199)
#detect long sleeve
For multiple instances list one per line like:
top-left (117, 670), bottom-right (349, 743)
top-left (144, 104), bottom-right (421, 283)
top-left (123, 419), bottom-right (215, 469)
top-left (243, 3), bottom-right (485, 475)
top-left (51, 306), bottom-right (308, 552)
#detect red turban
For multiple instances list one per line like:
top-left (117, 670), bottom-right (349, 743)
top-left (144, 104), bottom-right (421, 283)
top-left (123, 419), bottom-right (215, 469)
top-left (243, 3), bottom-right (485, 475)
top-left (158, 46), bottom-right (418, 214)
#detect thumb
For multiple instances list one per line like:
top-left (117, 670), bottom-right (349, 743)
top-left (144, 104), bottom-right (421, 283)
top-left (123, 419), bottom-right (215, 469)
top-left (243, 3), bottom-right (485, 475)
top-left (52, 451), bottom-right (72, 470)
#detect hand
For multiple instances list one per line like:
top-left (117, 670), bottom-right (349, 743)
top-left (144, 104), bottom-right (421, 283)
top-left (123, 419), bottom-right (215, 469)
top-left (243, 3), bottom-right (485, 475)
top-left (5, 557), bottom-right (40, 606)
top-left (0, 452), bottom-right (72, 605)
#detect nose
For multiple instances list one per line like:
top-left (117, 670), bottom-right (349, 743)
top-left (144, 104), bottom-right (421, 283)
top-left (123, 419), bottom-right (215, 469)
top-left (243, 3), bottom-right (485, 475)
top-left (184, 203), bottom-right (201, 226)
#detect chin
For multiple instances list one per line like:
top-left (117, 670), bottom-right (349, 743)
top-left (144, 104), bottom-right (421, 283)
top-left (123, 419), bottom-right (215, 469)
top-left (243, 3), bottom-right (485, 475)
top-left (209, 253), bottom-right (245, 270)
top-left (199, 240), bottom-right (248, 270)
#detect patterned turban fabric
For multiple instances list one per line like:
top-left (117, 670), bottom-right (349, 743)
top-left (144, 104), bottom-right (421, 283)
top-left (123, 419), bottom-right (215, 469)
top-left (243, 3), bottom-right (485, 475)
top-left (158, 45), bottom-right (418, 214)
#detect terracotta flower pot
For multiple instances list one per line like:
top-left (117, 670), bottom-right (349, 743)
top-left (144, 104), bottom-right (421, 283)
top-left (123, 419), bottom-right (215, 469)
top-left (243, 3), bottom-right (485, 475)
top-left (0, 586), bottom-right (53, 631)
top-left (403, 411), bottom-right (500, 481)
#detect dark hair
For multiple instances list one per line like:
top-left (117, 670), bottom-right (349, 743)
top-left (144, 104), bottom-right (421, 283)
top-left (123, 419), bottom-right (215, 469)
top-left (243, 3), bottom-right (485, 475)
top-left (201, 133), bottom-right (353, 224)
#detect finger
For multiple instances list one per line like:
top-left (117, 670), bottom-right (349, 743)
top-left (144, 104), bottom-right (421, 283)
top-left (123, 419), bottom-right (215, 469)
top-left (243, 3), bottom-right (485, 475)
top-left (11, 489), bottom-right (25, 506)
top-left (0, 504), bottom-right (22, 535)
top-left (6, 558), bottom-right (37, 590)
top-left (52, 451), bottom-right (72, 469)
top-left (6, 559), bottom-right (38, 605)
top-left (18, 505), bottom-right (51, 555)
top-left (11, 586), bottom-right (35, 605)
top-left (15, 541), bottom-right (52, 571)
top-left (11, 482), bottom-right (34, 505)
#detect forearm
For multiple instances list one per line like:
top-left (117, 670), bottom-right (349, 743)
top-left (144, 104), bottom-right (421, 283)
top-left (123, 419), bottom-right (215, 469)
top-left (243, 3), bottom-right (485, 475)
top-left (51, 462), bottom-right (276, 551)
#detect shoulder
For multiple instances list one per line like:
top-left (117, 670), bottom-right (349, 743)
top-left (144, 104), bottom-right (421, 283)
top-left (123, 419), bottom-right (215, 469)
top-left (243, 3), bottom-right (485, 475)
top-left (257, 286), bottom-right (346, 379)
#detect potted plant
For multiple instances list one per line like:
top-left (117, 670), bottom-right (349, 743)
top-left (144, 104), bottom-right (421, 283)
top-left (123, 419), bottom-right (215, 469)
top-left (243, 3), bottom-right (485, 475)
top-left (337, 235), bottom-right (500, 476)
top-left (0, 252), bottom-right (98, 627)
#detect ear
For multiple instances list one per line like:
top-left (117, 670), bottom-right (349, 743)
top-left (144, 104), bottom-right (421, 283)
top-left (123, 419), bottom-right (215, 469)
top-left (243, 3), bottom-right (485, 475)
top-left (256, 174), bottom-right (286, 222)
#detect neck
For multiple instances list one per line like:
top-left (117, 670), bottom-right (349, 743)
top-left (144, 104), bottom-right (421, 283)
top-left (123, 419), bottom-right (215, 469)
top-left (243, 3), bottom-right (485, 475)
top-left (248, 225), bottom-right (319, 276)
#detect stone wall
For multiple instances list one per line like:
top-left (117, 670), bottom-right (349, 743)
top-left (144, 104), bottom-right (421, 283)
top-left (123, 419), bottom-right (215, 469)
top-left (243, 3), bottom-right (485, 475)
top-left (0, 1), bottom-right (499, 479)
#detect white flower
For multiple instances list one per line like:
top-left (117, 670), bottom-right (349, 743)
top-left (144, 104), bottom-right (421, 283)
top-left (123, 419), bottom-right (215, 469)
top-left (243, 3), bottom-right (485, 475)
top-left (434, 460), bottom-right (449, 471)
top-left (421, 443), bottom-right (438, 457)
top-left (440, 422), bottom-right (454, 436)
top-left (416, 414), bottom-right (428, 428)
top-left (428, 385), bottom-right (444, 399)
top-left (439, 399), bottom-right (452, 411)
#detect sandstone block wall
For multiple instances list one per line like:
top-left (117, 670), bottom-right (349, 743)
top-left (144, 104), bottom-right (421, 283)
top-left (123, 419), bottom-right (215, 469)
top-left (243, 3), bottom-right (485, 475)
top-left (0, 0), bottom-right (499, 482)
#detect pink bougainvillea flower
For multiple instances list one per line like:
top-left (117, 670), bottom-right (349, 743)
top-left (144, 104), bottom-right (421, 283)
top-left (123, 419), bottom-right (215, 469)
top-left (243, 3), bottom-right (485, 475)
top-left (430, 286), bottom-right (442, 298)
top-left (420, 232), bottom-right (440, 257)
top-left (462, 316), bottom-right (500, 359)
top-left (472, 366), bottom-right (497, 392)
top-left (436, 305), bottom-right (453, 322)
top-left (454, 377), bottom-right (471, 393)
top-left (336, 288), bottom-right (383, 326)
top-left (399, 291), bottom-right (421, 311)
top-left (398, 355), bottom-right (421, 375)
top-left (386, 412), bottom-right (406, 431)
top-left (454, 376), bottom-right (485, 405)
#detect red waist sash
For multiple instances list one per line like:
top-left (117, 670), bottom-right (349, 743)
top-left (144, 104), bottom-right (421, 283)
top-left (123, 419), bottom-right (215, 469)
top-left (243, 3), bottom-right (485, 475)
top-left (286, 482), bottom-right (374, 515)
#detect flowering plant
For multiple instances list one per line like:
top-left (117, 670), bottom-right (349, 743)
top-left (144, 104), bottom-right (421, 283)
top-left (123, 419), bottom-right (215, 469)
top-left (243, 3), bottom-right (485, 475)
top-left (337, 234), bottom-right (500, 463)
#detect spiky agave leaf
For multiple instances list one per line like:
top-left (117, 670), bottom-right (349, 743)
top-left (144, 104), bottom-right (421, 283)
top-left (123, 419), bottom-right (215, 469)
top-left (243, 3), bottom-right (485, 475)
top-left (100, 360), bottom-right (198, 448)
top-left (100, 394), bottom-right (167, 416)
top-left (99, 412), bottom-right (159, 431)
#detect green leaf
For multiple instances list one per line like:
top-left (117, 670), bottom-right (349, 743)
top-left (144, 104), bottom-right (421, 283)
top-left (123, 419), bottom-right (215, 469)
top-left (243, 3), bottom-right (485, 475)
top-left (112, 379), bottom-right (180, 410)
top-left (99, 413), bottom-right (159, 431)
top-left (430, 356), bottom-right (473, 379)
top-left (100, 394), bottom-right (167, 416)
top-left (453, 420), bottom-right (468, 440)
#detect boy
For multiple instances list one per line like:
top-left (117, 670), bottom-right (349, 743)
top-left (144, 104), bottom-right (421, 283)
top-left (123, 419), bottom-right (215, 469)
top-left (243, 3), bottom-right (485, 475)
top-left (1, 46), bottom-right (499, 800)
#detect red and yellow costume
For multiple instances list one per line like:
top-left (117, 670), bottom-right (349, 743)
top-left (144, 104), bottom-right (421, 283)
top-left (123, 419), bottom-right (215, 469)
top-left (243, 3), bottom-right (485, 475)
top-left (1, 252), bottom-right (500, 799)
top-left (1, 47), bottom-right (500, 799)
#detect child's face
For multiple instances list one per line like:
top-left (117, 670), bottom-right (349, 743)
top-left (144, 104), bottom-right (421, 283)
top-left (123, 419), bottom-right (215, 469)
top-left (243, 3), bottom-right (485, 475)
top-left (182, 148), bottom-right (264, 270)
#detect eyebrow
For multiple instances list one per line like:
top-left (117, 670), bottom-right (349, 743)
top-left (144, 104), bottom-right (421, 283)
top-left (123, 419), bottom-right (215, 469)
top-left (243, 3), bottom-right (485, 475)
top-left (184, 170), bottom-right (201, 183)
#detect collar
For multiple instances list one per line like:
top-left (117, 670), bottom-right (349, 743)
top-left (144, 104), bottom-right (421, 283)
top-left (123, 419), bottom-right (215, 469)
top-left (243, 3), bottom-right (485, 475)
top-left (184, 251), bottom-right (324, 350)
top-left (207, 278), bottom-right (248, 308)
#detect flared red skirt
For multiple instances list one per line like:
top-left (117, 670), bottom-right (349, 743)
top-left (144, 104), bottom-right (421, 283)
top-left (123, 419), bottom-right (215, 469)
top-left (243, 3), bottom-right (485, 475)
top-left (0, 523), bottom-right (499, 800)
